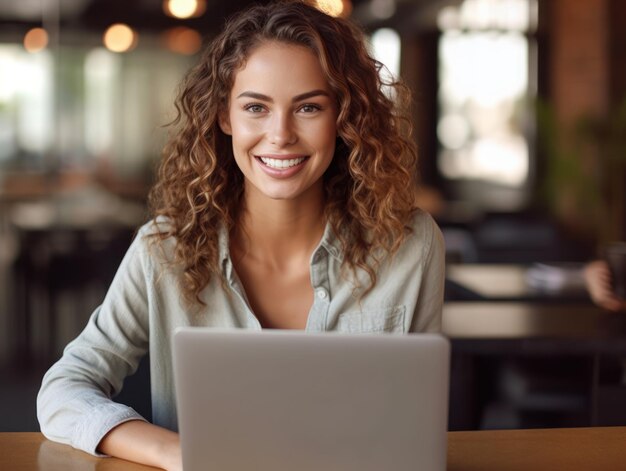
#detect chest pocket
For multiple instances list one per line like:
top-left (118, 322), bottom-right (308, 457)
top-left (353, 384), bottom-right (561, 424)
top-left (334, 305), bottom-right (406, 334)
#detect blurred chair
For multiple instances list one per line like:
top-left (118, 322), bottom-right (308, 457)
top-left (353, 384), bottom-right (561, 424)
top-left (442, 227), bottom-right (478, 264)
top-left (12, 225), bottom-right (135, 362)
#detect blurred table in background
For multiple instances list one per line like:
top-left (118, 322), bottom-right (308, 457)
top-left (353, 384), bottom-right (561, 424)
top-left (443, 302), bottom-right (626, 343)
top-left (446, 263), bottom-right (590, 303)
top-left (444, 301), bottom-right (626, 431)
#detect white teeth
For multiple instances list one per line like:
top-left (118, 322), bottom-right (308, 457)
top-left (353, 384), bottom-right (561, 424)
top-left (259, 156), bottom-right (306, 169)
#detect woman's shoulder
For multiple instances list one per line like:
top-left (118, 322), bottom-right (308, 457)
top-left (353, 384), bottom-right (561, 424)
top-left (408, 208), bottom-right (442, 237)
top-left (136, 215), bottom-right (174, 237)
top-left (134, 216), bottom-right (178, 261)
top-left (372, 208), bottom-right (444, 287)
top-left (403, 208), bottom-right (445, 258)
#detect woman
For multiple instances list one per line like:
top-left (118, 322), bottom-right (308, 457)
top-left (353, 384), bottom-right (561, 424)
top-left (37, 1), bottom-right (445, 469)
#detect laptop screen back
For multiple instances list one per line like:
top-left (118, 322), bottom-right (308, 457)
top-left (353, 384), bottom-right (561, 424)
top-left (173, 329), bottom-right (449, 471)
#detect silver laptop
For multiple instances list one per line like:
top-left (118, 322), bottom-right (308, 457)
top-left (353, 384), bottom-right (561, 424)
top-left (173, 328), bottom-right (450, 471)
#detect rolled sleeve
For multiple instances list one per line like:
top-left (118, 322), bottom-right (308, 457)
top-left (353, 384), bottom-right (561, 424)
top-left (75, 401), bottom-right (146, 456)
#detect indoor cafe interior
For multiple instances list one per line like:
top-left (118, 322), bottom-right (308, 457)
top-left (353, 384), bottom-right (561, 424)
top-left (1, 0), bottom-right (625, 439)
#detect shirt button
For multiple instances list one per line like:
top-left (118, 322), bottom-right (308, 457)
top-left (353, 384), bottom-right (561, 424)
top-left (316, 288), bottom-right (328, 300)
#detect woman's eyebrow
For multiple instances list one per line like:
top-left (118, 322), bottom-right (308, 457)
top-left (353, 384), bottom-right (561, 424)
top-left (236, 91), bottom-right (272, 102)
top-left (236, 89), bottom-right (330, 102)
top-left (292, 90), bottom-right (330, 102)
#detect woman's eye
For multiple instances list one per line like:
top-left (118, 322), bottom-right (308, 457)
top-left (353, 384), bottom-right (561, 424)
top-left (299, 104), bottom-right (321, 113)
top-left (244, 104), bottom-right (265, 113)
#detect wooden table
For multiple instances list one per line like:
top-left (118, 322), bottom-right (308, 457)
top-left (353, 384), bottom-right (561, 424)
top-left (447, 426), bottom-right (626, 471)
top-left (4, 428), bottom-right (626, 470)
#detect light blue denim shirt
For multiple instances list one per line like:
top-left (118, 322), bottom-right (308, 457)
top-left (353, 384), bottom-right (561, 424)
top-left (37, 209), bottom-right (445, 456)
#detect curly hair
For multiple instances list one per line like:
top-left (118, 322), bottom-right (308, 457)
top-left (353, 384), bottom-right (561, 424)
top-left (148, 0), bottom-right (419, 305)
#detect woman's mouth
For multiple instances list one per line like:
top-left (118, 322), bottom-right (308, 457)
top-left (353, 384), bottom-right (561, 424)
top-left (254, 154), bottom-right (309, 178)
top-left (258, 156), bottom-right (308, 169)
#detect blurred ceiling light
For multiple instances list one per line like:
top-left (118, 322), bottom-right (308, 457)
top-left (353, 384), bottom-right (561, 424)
top-left (437, 6), bottom-right (460, 31)
top-left (163, 0), bottom-right (206, 19)
top-left (103, 24), bottom-right (137, 53)
top-left (314, 0), bottom-right (352, 17)
top-left (162, 27), bottom-right (202, 55)
top-left (439, 0), bottom-right (532, 32)
top-left (24, 27), bottom-right (49, 53)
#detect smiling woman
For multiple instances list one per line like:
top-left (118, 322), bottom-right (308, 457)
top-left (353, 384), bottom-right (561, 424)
top-left (36, 1), bottom-right (445, 470)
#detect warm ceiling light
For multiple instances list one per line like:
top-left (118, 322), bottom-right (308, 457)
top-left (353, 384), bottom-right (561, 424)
top-left (164, 0), bottom-right (206, 19)
top-left (162, 27), bottom-right (202, 55)
top-left (24, 27), bottom-right (49, 53)
top-left (103, 23), bottom-right (138, 53)
top-left (314, 0), bottom-right (352, 17)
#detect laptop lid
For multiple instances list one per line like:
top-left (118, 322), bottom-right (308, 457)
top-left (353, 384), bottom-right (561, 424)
top-left (173, 329), bottom-right (449, 471)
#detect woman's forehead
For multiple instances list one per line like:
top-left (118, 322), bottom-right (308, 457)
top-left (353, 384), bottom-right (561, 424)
top-left (230, 41), bottom-right (332, 97)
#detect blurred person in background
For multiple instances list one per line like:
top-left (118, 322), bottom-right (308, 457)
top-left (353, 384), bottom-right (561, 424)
top-left (584, 260), bottom-right (626, 312)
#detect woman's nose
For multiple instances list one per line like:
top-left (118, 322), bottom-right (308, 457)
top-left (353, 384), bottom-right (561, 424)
top-left (268, 112), bottom-right (297, 146)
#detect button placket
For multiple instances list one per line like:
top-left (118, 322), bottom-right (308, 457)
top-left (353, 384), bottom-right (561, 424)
top-left (226, 266), bottom-right (262, 330)
top-left (307, 249), bottom-right (331, 332)
top-left (316, 288), bottom-right (328, 300)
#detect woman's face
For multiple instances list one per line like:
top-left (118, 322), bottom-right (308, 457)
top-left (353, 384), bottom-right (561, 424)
top-left (220, 41), bottom-right (338, 204)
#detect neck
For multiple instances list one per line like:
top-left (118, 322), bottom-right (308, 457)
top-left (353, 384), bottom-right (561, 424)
top-left (231, 185), bottom-right (326, 269)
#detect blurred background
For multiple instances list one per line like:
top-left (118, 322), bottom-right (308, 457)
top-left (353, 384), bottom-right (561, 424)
top-left (1, 0), bottom-right (626, 434)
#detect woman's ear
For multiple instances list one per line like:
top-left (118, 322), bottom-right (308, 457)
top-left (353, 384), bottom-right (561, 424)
top-left (218, 110), bottom-right (232, 135)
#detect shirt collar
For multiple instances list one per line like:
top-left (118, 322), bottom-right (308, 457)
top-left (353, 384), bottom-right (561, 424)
top-left (218, 224), bottom-right (233, 280)
top-left (218, 220), bottom-right (344, 277)
top-left (319, 220), bottom-right (344, 263)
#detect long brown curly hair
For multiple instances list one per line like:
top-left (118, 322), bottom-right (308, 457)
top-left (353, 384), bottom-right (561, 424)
top-left (149, 0), bottom-right (419, 305)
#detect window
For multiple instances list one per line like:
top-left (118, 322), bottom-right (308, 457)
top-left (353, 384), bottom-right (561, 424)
top-left (437, 0), bottom-right (538, 210)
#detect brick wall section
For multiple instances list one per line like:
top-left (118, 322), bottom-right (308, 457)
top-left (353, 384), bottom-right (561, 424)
top-left (609, 0), bottom-right (626, 104)
top-left (550, 0), bottom-right (610, 127)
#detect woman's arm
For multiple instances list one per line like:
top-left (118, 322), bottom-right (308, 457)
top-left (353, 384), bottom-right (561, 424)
top-left (37, 225), bottom-right (160, 456)
top-left (98, 420), bottom-right (182, 471)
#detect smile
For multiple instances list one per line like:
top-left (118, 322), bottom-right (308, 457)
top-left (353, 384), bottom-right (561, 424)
top-left (258, 156), bottom-right (308, 169)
